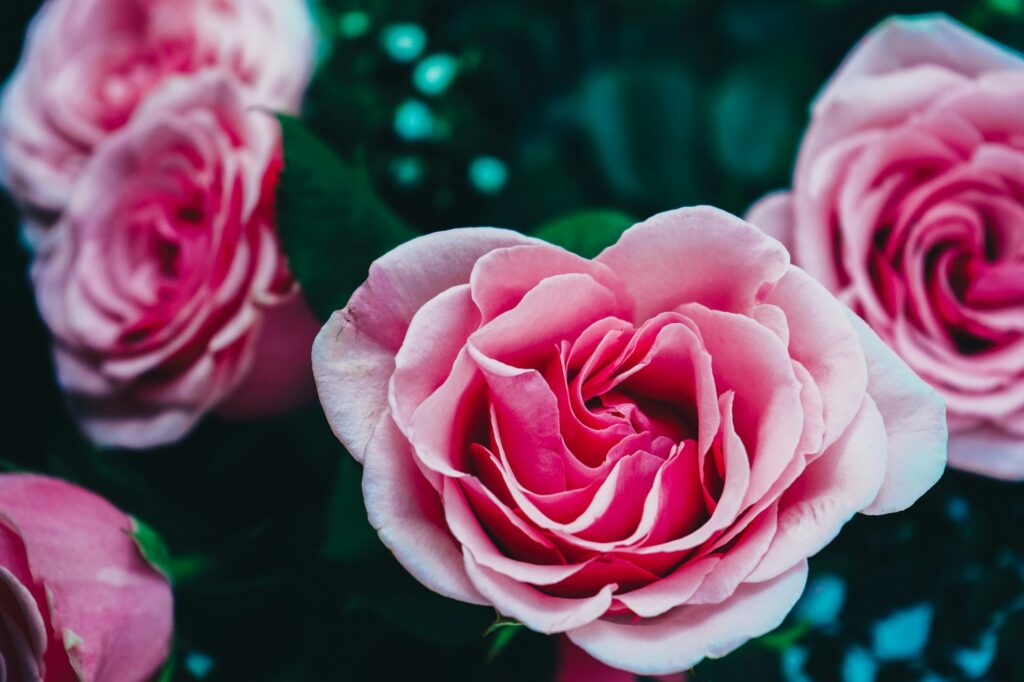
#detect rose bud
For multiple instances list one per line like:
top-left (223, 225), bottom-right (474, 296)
top-left (748, 15), bottom-right (1024, 480)
top-left (0, 474), bottom-right (173, 680)
top-left (0, 0), bottom-right (314, 241)
top-left (31, 72), bottom-right (321, 448)
top-left (312, 207), bottom-right (947, 675)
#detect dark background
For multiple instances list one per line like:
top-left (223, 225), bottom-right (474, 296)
top-left (2, 1), bottom-right (1024, 680)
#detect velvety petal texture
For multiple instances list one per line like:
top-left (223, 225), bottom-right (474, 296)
top-left (0, 474), bottom-right (173, 681)
top-left (747, 15), bottom-right (1024, 479)
top-left (31, 72), bottom-right (321, 448)
top-left (314, 206), bottom-right (945, 674)
top-left (0, 0), bottom-right (316, 231)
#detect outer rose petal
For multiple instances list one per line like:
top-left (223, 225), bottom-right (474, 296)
top-left (846, 313), bottom-right (948, 512)
top-left (747, 397), bottom-right (887, 582)
top-left (0, 475), bottom-right (172, 682)
top-left (745, 191), bottom-right (796, 252)
top-left (556, 638), bottom-right (687, 682)
top-left (595, 206), bottom-right (790, 320)
top-left (362, 415), bottom-right (486, 604)
top-left (312, 228), bottom-right (537, 463)
top-left (825, 15), bottom-right (1024, 93)
top-left (947, 425), bottom-right (1024, 480)
top-left (566, 562), bottom-right (808, 676)
top-left (218, 293), bottom-right (322, 417)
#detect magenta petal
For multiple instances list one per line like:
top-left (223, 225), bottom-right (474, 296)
top-left (556, 638), bottom-right (636, 682)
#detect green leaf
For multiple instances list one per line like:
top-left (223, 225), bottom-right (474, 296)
top-left (756, 619), bottom-right (811, 651)
top-left (483, 615), bottom-right (522, 638)
top-left (484, 615), bottom-right (523, 662)
top-left (131, 517), bottom-right (175, 583)
top-left (275, 114), bottom-right (415, 320)
top-left (533, 209), bottom-right (636, 259)
top-left (323, 456), bottom-right (382, 562)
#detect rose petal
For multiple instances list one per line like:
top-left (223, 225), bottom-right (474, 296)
top-left (845, 312), bottom-right (948, 513)
top-left (313, 228), bottom-right (534, 462)
top-left (595, 206), bottom-right (790, 320)
top-left (567, 562), bottom-right (809, 676)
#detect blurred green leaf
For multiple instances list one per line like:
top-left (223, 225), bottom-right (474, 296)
top-left (131, 517), bottom-right (174, 583)
top-left (533, 209), bottom-right (635, 259)
top-left (276, 114), bottom-right (415, 320)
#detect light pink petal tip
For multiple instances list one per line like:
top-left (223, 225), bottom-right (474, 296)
top-left (847, 313), bottom-right (948, 514)
top-left (745, 191), bottom-right (796, 252)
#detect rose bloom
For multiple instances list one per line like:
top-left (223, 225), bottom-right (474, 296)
top-left (748, 16), bottom-right (1024, 479)
top-left (0, 0), bottom-right (314, 236)
top-left (0, 474), bottom-right (173, 681)
top-left (32, 72), bottom-right (320, 448)
top-left (313, 207), bottom-right (946, 674)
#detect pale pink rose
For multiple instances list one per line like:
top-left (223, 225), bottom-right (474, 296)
top-left (748, 15), bottom-right (1024, 480)
top-left (0, 474), bottom-right (173, 681)
top-left (32, 72), bottom-right (320, 448)
top-left (0, 0), bottom-right (315, 235)
top-left (312, 207), bottom-right (946, 674)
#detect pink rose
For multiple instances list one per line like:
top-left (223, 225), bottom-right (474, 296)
top-left (0, 474), bottom-right (173, 681)
top-left (0, 0), bottom-right (315, 234)
top-left (312, 207), bottom-right (946, 674)
top-left (748, 16), bottom-right (1024, 480)
top-left (32, 72), bottom-right (320, 448)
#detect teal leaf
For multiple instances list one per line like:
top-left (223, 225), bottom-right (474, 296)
top-left (275, 115), bottom-right (415, 320)
top-left (533, 209), bottom-right (636, 259)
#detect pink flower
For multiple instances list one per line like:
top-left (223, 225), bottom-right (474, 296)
top-left (32, 72), bottom-right (320, 448)
top-left (748, 16), bottom-right (1024, 480)
top-left (312, 207), bottom-right (946, 675)
top-left (0, 474), bottom-right (173, 681)
top-left (0, 0), bottom-right (315, 235)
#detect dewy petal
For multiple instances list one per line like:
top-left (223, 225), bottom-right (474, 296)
top-left (362, 415), bottom-right (487, 604)
top-left (313, 227), bottom-right (535, 462)
top-left (595, 206), bottom-right (790, 321)
top-left (747, 396), bottom-right (887, 583)
top-left (846, 313), bottom-right (948, 514)
top-left (948, 424), bottom-right (1024, 480)
top-left (567, 562), bottom-right (809, 676)
top-left (464, 551), bottom-right (615, 635)
top-left (745, 191), bottom-right (796, 252)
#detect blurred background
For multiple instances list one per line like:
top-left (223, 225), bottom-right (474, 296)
top-left (3, 1), bottom-right (1024, 680)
